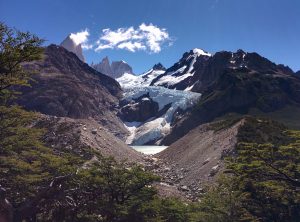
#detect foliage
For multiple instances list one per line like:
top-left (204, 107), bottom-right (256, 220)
top-left (193, 118), bottom-right (300, 222)
top-left (0, 105), bottom-right (76, 204)
top-left (190, 175), bottom-right (249, 222)
top-left (0, 22), bottom-right (44, 103)
top-left (226, 130), bottom-right (300, 221)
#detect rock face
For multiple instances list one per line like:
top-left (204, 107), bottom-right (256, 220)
top-left (111, 61), bottom-right (133, 78)
top-left (60, 35), bottom-right (85, 62)
top-left (92, 57), bottom-right (133, 78)
top-left (17, 44), bottom-right (128, 139)
top-left (152, 63), bottom-right (166, 71)
top-left (91, 57), bottom-right (113, 76)
top-left (118, 95), bottom-right (159, 122)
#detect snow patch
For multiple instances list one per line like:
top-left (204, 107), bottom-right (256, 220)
top-left (192, 48), bottom-right (212, 57)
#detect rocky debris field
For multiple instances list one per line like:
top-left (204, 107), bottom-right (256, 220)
top-left (143, 119), bottom-right (245, 200)
top-left (34, 114), bottom-right (144, 163)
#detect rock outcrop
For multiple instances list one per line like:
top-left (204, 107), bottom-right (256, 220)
top-left (118, 95), bottom-right (159, 122)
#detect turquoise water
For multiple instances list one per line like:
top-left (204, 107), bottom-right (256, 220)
top-left (131, 145), bottom-right (168, 155)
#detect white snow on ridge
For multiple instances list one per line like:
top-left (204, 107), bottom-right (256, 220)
top-left (153, 49), bottom-right (211, 90)
top-left (116, 69), bottom-right (165, 88)
top-left (192, 48), bottom-right (212, 57)
top-left (122, 86), bottom-right (201, 145)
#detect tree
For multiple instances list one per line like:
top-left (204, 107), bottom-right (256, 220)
top-left (0, 22), bottom-right (44, 103)
top-left (191, 118), bottom-right (300, 222)
top-left (0, 22), bottom-right (77, 221)
top-left (227, 131), bottom-right (300, 222)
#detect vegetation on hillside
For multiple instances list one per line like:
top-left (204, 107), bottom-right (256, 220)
top-left (193, 118), bottom-right (300, 222)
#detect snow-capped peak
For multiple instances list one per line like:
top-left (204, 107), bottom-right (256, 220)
top-left (192, 48), bottom-right (212, 57)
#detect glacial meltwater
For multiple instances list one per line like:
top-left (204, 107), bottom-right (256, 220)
top-left (130, 146), bottom-right (168, 155)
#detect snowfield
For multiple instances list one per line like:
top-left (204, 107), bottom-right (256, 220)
top-left (117, 69), bottom-right (165, 88)
top-left (122, 86), bottom-right (201, 145)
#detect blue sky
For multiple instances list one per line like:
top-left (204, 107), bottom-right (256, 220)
top-left (1, 0), bottom-right (300, 73)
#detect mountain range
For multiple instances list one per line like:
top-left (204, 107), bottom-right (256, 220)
top-left (15, 39), bottom-right (300, 198)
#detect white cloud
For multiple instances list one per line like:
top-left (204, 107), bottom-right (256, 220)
top-left (117, 41), bottom-right (146, 52)
top-left (95, 23), bottom-right (172, 53)
top-left (70, 29), bottom-right (90, 45)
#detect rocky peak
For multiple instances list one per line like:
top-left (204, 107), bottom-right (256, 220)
top-left (92, 57), bottom-right (133, 79)
top-left (92, 56), bottom-right (113, 76)
top-left (60, 35), bottom-right (85, 62)
top-left (111, 60), bottom-right (133, 78)
top-left (152, 63), bottom-right (166, 71)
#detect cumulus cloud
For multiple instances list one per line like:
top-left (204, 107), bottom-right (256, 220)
top-left (70, 29), bottom-right (89, 45)
top-left (70, 29), bottom-right (93, 49)
top-left (95, 23), bottom-right (172, 53)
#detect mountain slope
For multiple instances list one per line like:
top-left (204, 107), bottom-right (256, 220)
top-left (156, 119), bottom-right (244, 194)
top-left (36, 114), bottom-right (144, 162)
top-left (161, 66), bottom-right (300, 145)
top-left (155, 117), bottom-right (288, 198)
top-left (17, 44), bottom-right (127, 138)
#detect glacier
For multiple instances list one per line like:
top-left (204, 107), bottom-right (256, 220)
top-left (121, 86), bottom-right (201, 145)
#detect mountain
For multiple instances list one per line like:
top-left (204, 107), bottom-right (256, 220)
top-left (151, 48), bottom-right (294, 92)
top-left (60, 35), bottom-right (85, 62)
top-left (116, 63), bottom-right (166, 88)
top-left (161, 62), bottom-right (300, 145)
top-left (296, 70), bottom-right (300, 76)
top-left (151, 48), bottom-right (211, 90)
top-left (92, 57), bottom-right (133, 78)
top-left (17, 44), bottom-right (128, 139)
